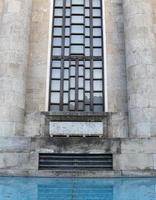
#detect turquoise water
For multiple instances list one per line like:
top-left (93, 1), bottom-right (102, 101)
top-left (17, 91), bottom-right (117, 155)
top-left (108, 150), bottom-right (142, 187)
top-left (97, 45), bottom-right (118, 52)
top-left (0, 177), bottom-right (156, 200)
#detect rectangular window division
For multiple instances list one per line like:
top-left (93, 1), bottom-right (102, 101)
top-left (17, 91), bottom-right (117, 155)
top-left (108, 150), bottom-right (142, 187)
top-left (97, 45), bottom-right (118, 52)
top-left (49, 0), bottom-right (104, 112)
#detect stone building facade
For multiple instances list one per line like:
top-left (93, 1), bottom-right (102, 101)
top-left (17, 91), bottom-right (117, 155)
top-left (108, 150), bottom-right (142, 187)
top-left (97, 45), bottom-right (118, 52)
top-left (0, 0), bottom-right (156, 177)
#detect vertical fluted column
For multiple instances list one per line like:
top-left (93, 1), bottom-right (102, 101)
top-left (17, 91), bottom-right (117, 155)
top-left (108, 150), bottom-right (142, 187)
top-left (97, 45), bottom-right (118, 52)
top-left (123, 0), bottom-right (156, 137)
top-left (0, 0), bottom-right (32, 136)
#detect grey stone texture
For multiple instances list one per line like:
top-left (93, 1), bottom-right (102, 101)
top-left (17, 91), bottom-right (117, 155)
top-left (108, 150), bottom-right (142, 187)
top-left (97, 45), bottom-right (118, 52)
top-left (0, 0), bottom-right (156, 176)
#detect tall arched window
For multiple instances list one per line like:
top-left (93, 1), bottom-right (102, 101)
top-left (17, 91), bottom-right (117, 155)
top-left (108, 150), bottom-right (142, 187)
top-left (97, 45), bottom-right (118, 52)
top-left (49, 0), bottom-right (105, 112)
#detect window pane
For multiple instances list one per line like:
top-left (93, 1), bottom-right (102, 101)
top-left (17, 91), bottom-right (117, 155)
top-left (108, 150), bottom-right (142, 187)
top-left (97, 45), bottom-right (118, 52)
top-left (93, 69), bottom-right (102, 79)
top-left (85, 0), bottom-right (89, 7)
top-left (72, 16), bottom-right (83, 23)
top-left (85, 28), bottom-right (90, 36)
top-left (70, 102), bottom-right (75, 110)
top-left (70, 90), bottom-right (75, 100)
top-left (85, 18), bottom-right (90, 26)
top-left (72, 0), bottom-right (84, 5)
top-left (66, 18), bottom-right (70, 26)
top-left (85, 9), bottom-right (89, 16)
top-left (51, 92), bottom-right (60, 103)
top-left (94, 105), bottom-right (103, 112)
top-left (52, 69), bottom-right (61, 79)
top-left (54, 18), bottom-right (62, 26)
top-left (78, 89), bottom-right (84, 100)
top-left (64, 61), bottom-right (69, 68)
top-left (52, 60), bottom-right (61, 68)
top-left (85, 93), bottom-right (90, 103)
top-left (53, 38), bottom-right (62, 46)
top-left (93, 61), bottom-right (102, 68)
top-left (64, 69), bottom-right (69, 79)
top-left (93, 92), bottom-right (103, 104)
top-left (79, 67), bottom-right (83, 76)
top-left (50, 105), bottom-right (59, 111)
top-left (72, 6), bottom-right (83, 14)
top-left (66, 8), bottom-right (70, 16)
top-left (53, 48), bottom-right (61, 56)
top-left (79, 78), bottom-right (84, 87)
top-left (93, 28), bottom-right (101, 36)
top-left (70, 78), bottom-right (75, 88)
top-left (71, 25), bottom-right (83, 33)
top-left (85, 69), bottom-right (90, 79)
top-left (93, 38), bottom-right (102, 47)
top-left (85, 38), bottom-right (90, 46)
top-left (51, 80), bottom-right (60, 91)
top-left (93, 80), bottom-right (103, 91)
top-left (63, 93), bottom-right (68, 103)
top-left (54, 28), bottom-right (62, 36)
top-left (70, 67), bottom-right (76, 76)
top-left (65, 38), bottom-right (70, 46)
top-left (93, 0), bottom-right (101, 7)
top-left (93, 48), bottom-right (102, 56)
top-left (64, 80), bottom-right (69, 91)
top-left (85, 80), bottom-right (90, 91)
top-left (93, 9), bottom-right (101, 17)
top-left (71, 35), bottom-right (83, 43)
top-left (71, 45), bottom-right (84, 54)
top-left (93, 18), bottom-right (101, 26)
top-left (55, 9), bottom-right (63, 16)
top-left (78, 102), bottom-right (83, 110)
top-left (65, 48), bottom-right (69, 56)
top-left (55, 0), bottom-right (63, 7)
top-left (65, 28), bottom-right (70, 36)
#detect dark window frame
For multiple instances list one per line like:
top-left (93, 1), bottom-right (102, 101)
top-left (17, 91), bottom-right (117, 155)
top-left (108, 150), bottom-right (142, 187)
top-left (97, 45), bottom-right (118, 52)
top-left (49, 0), bottom-right (105, 113)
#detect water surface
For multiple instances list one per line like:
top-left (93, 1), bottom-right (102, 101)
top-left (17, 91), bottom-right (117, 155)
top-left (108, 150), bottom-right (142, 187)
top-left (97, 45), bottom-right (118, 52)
top-left (0, 177), bottom-right (156, 200)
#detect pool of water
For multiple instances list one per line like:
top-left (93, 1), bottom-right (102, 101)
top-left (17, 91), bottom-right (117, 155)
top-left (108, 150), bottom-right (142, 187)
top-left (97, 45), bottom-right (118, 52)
top-left (0, 177), bottom-right (156, 200)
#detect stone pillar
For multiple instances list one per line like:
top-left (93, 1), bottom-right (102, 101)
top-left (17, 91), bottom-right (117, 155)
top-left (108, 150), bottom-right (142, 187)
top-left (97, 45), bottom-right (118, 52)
top-left (123, 0), bottom-right (156, 137)
top-left (0, 0), bottom-right (32, 136)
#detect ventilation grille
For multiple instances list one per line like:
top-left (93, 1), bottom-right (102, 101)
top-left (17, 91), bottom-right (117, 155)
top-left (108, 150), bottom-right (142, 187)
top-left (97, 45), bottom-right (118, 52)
top-left (39, 153), bottom-right (113, 170)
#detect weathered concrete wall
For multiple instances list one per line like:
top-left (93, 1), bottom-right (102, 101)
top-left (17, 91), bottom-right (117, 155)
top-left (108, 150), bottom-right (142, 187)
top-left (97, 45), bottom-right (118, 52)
top-left (123, 0), bottom-right (156, 138)
top-left (0, 0), bottom-right (32, 136)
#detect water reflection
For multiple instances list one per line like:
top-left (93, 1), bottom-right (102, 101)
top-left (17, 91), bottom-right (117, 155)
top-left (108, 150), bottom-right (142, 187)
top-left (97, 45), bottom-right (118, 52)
top-left (0, 177), bottom-right (156, 200)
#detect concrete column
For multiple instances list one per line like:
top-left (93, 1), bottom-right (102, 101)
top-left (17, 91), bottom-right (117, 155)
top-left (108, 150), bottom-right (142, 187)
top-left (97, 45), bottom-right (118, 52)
top-left (0, 0), bottom-right (32, 136)
top-left (123, 0), bottom-right (156, 137)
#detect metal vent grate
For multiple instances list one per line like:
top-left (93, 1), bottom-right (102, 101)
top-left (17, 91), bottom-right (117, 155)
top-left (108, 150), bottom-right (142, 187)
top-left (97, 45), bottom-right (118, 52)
top-left (39, 153), bottom-right (113, 170)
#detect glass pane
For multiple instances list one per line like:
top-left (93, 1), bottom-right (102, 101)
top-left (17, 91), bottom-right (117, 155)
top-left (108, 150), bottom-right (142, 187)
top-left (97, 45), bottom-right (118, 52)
top-left (85, 105), bottom-right (90, 112)
top-left (71, 45), bottom-right (84, 54)
top-left (51, 92), bottom-right (60, 103)
top-left (85, 80), bottom-right (90, 91)
top-left (50, 105), bottom-right (59, 111)
top-left (93, 0), bottom-right (101, 7)
top-left (70, 90), bottom-right (75, 100)
top-left (53, 38), bottom-right (62, 46)
top-left (79, 67), bottom-right (83, 76)
top-left (66, 18), bottom-right (70, 26)
top-left (71, 25), bottom-right (83, 33)
top-left (70, 102), bottom-right (75, 110)
top-left (54, 18), bottom-right (62, 26)
top-left (55, 0), bottom-right (63, 7)
top-left (93, 80), bottom-right (103, 91)
top-left (93, 61), bottom-right (102, 68)
top-left (64, 80), bottom-right (69, 91)
top-left (85, 38), bottom-right (90, 46)
top-left (93, 92), bottom-right (103, 104)
top-left (54, 28), bottom-right (62, 36)
top-left (78, 89), bottom-right (84, 100)
top-left (93, 28), bottom-right (101, 36)
top-left (64, 61), bottom-right (69, 68)
top-left (72, 16), bottom-right (83, 23)
top-left (65, 38), bottom-right (70, 46)
top-left (70, 78), bottom-right (75, 88)
top-left (93, 18), bottom-right (101, 26)
top-left (53, 48), bottom-right (61, 56)
top-left (93, 9), bottom-right (101, 17)
top-left (85, 28), bottom-right (90, 36)
top-left (65, 48), bottom-right (69, 56)
top-left (65, 28), bottom-right (70, 36)
top-left (72, 0), bottom-right (84, 5)
top-left (72, 6), bottom-right (84, 14)
top-left (79, 78), bottom-right (84, 87)
top-left (93, 48), bottom-right (102, 56)
top-left (70, 67), bottom-right (75, 76)
top-left (63, 105), bottom-right (68, 111)
top-left (55, 9), bottom-right (63, 16)
top-left (78, 102), bottom-right (83, 110)
top-left (71, 35), bottom-right (83, 43)
top-left (85, 93), bottom-right (90, 103)
top-left (52, 69), bottom-right (61, 79)
top-left (52, 60), bottom-right (61, 68)
top-left (93, 38), bottom-right (102, 47)
top-left (93, 69), bottom-right (102, 79)
top-left (63, 93), bottom-right (68, 103)
top-left (85, 9), bottom-right (89, 16)
top-left (94, 105), bottom-right (103, 112)
top-left (85, 69), bottom-right (90, 79)
top-left (85, 48), bottom-right (90, 56)
top-left (66, 8), bottom-right (70, 16)
top-left (85, 61), bottom-right (90, 68)
top-left (51, 80), bottom-right (60, 91)
top-left (66, 0), bottom-right (70, 6)
top-left (64, 69), bottom-right (69, 78)
top-left (85, 0), bottom-right (89, 7)
top-left (85, 18), bottom-right (90, 26)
